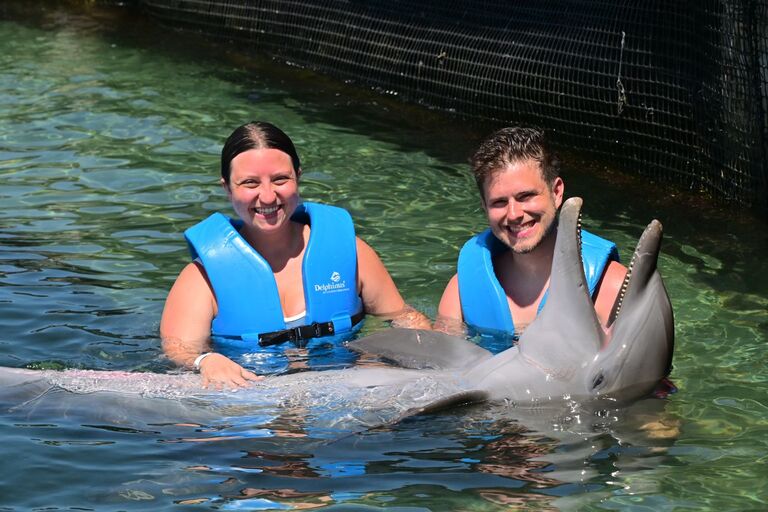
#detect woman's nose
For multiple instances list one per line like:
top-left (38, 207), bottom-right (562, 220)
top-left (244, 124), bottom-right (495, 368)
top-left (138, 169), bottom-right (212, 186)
top-left (258, 183), bottom-right (277, 203)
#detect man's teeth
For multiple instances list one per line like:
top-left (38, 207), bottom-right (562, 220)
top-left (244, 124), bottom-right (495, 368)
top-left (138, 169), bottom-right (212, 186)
top-left (507, 222), bottom-right (534, 234)
top-left (256, 206), bottom-right (280, 214)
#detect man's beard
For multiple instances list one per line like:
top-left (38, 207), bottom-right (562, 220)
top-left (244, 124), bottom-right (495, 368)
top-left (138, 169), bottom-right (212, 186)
top-left (510, 212), bottom-right (558, 255)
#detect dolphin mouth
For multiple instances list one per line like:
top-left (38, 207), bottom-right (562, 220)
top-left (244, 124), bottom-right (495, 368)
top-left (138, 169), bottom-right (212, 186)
top-left (571, 207), bottom-right (625, 331)
top-left (601, 216), bottom-right (664, 328)
top-left (570, 207), bottom-right (623, 329)
top-left (608, 226), bottom-right (637, 326)
top-left (607, 237), bottom-right (631, 327)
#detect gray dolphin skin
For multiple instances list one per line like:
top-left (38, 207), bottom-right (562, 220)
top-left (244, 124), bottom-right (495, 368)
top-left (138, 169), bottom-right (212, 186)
top-left (0, 197), bottom-right (674, 427)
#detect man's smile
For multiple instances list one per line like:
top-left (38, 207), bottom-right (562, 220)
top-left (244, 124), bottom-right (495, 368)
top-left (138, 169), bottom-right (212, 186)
top-left (504, 220), bottom-right (536, 237)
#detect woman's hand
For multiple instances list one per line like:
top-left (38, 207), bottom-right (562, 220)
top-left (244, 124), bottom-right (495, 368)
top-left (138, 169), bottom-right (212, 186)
top-left (389, 304), bottom-right (433, 330)
top-left (197, 353), bottom-right (263, 390)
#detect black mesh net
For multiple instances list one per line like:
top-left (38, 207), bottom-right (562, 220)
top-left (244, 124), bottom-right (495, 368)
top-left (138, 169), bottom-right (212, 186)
top-left (136, 0), bottom-right (768, 213)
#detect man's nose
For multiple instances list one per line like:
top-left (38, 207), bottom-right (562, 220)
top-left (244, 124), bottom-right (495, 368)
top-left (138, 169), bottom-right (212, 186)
top-left (506, 200), bottom-right (524, 221)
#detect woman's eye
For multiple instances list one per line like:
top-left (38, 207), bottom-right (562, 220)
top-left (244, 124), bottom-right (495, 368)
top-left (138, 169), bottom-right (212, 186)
top-left (273, 176), bottom-right (290, 185)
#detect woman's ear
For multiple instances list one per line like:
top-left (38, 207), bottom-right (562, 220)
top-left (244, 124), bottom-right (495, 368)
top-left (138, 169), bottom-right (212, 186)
top-left (220, 177), bottom-right (231, 198)
top-left (295, 167), bottom-right (302, 181)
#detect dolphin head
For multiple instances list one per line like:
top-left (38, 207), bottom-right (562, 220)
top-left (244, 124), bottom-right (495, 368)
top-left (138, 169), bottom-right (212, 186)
top-left (465, 197), bottom-right (674, 404)
top-left (586, 217), bottom-right (675, 400)
top-left (532, 196), bottom-right (674, 401)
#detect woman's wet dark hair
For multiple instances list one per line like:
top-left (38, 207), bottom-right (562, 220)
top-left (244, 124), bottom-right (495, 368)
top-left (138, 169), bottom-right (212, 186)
top-left (220, 121), bottom-right (301, 184)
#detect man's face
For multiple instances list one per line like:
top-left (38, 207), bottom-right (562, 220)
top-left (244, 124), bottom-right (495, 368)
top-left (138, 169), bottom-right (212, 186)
top-left (482, 159), bottom-right (564, 254)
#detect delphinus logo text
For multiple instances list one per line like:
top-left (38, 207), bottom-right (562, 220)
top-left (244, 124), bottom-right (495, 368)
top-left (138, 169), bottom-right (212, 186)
top-left (315, 271), bottom-right (347, 293)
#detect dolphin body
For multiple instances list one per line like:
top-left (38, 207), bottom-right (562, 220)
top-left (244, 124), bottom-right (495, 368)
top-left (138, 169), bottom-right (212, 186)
top-left (0, 197), bottom-right (674, 428)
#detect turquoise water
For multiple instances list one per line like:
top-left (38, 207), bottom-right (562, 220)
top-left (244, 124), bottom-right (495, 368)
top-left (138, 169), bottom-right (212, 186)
top-left (1, 3), bottom-right (767, 510)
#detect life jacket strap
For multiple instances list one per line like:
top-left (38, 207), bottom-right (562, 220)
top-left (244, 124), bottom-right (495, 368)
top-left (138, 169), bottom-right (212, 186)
top-left (257, 311), bottom-right (365, 348)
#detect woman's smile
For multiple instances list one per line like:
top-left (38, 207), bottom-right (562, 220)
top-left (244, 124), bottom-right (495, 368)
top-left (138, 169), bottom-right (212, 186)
top-left (225, 148), bottom-right (300, 233)
top-left (254, 204), bottom-right (282, 217)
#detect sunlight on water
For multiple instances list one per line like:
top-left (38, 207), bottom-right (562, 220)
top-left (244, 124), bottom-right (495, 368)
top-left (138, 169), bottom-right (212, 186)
top-left (0, 2), bottom-right (766, 511)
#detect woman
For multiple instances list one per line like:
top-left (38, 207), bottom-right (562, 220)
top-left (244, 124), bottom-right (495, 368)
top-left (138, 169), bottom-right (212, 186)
top-left (161, 121), bottom-right (430, 389)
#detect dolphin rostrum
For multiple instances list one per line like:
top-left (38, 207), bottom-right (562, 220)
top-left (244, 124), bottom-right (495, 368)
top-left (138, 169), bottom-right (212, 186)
top-left (0, 197), bottom-right (674, 428)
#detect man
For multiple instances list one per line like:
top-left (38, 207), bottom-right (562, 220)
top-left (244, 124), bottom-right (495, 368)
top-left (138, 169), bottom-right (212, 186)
top-left (435, 126), bottom-right (627, 349)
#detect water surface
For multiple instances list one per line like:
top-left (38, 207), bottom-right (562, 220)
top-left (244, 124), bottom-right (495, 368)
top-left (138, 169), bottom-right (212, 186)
top-left (0, 4), bottom-right (766, 510)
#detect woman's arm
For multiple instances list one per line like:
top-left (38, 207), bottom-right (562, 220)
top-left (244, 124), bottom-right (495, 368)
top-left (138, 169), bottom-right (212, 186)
top-left (433, 274), bottom-right (467, 336)
top-left (160, 262), bottom-right (216, 366)
top-left (160, 262), bottom-right (261, 389)
top-left (356, 237), bottom-right (432, 329)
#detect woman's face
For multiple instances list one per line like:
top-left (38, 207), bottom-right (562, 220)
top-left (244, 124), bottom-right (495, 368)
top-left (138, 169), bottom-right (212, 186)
top-left (223, 148), bottom-right (300, 235)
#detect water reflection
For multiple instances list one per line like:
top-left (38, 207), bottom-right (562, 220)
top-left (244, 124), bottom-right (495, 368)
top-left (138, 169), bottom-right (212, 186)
top-left (142, 396), bottom-right (681, 509)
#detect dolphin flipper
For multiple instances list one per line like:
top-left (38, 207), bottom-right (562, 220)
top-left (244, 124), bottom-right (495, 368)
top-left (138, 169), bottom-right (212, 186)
top-left (348, 328), bottom-right (492, 370)
top-left (388, 389), bottom-right (489, 425)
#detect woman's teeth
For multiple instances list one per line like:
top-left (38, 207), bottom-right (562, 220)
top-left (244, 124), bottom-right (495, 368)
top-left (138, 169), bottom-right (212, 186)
top-left (256, 205), bottom-right (279, 215)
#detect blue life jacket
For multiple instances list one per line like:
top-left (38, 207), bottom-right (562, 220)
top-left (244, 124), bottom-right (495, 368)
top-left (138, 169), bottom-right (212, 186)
top-left (185, 202), bottom-right (364, 352)
top-left (457, 227), bottom-right (618, 351)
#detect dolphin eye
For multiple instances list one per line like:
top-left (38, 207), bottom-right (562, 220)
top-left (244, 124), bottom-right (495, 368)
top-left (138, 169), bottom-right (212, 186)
top-left (591, 373), bottom-right (605, 389)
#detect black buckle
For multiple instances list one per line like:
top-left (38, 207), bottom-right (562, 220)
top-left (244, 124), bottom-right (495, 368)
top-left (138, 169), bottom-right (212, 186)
top-left (255, 312), bottom-right (363, 348)
top-left (310, 322), bottom-right (325, 338)
top-left (258, 326), bottom-right (301, 347)
top-left (258, 321), bottom-right (330, 348)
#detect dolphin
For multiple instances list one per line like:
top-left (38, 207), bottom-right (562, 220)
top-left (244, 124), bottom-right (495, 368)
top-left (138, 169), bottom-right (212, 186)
top-left (0, 197), bottom-right (674, 428)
